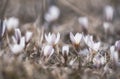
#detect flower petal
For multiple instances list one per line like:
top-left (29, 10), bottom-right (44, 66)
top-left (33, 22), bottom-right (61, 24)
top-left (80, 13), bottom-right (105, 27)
top-left (93, 42), bottom-right (101, 51)
top-left (1, 19), bottom-right (6, 37)
top-left (70, 32), bottom-right (75, 44)
top-left (12, 36), bottom-right (17, 44)
top-left (55, 32), bottom-right (60, 44)
top-left (25, 31), bottom-right (33, 43)
top-left (74, 33), bottom-right (83, 44)
top-left (45, 33), bottom-right (49, 43)
top-left (44, 45), bottom-right (54, 57)
top-left (20, 37), bottom-right (25, 48)
top-left (15, 28), bottom-right (21, 44)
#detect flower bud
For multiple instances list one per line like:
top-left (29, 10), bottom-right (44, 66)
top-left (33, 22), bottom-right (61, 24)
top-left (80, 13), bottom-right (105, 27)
top-left (62, 45), bottom-right (69, 56)
top-left (104, 5), bottom-right (114, 21)
top-left (6, 17), bottom-right (19, 31)
top-left (78, 17), bottom-right (88, 29)
top-left (43, 45), bottom-right (54, 58)
top-left (44, 5), bottom-right (60, 23)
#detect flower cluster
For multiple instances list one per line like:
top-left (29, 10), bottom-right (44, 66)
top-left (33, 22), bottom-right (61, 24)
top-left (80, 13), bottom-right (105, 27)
top-left (0, 4), bottom-right (120, 79)
top-left (70, 32), bottom-right (101, 52)
top-left (43, 32), bottom-right (60, 59)
top-left (10, 28), bottom-right (32, 54)
top-left (69, 32), bottom-right (107, 67)
top-left (0, 9), bottom-right (119, 70)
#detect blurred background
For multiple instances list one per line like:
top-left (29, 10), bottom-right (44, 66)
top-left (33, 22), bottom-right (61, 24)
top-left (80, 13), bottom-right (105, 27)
top-left (0, 0), bottom-right (120, 23)
top-left (1, 0), bottom-right (120, 34)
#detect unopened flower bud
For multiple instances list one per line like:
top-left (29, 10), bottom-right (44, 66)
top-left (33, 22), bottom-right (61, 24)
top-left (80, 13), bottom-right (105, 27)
top-left (62, 45), bottom-right (69, 56)
top-left (104, 5), bottom-right (114, 22)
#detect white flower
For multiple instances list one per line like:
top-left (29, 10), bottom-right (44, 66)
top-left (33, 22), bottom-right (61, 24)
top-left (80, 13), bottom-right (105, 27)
top-left (44, 5), bottom-right (60, 22)
top-left (10, 29), bottom-right (25, 54)
top-left (0, 19), bottom-right (6, 37)
top-left (6, 17), bottom-right (19, 31)
top-left (25, 31), bottom-right (33, 43)
top-left (93, 54), bottom-right (106, 68)
top-left (45, 32), bottom-right (60, 45)
top-left (104, 5), bottom-right (114, 21)
top-left (110, 46), bottom-right (119, 63)
top-left (78, 17), bottom-right (88, 29)
top-left (62, 45), bottom-right (69, 56)
top-left (43, 45), bottom-right (54, 58)
top-left (10, 37), bottom-right (25, 54)
top-left (70, 32), bottom-right (83, 45)
top-left (84, 35), bottom-right (101, 52)
top-left (103, 22), bottom-right (111, 32)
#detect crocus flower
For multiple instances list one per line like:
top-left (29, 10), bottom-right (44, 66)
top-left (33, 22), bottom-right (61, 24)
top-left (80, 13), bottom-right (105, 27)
top-left (78, 17), bottom-right (88, 29)
top-left (6, 17), bottom-right (19, 31)
top-left (10, 37), bottom-right (25, 54)
top-left (43, 45), bottom-right (54, 58)
top-left (104, 5), bottom-right (114, 21)
top-left (62, 45), bottom-right (69, 56)
top-left (25, 31), bottom-right (33, 43)
top-left (44, 5), bottom-right (60, 23)
top-left (45, 32), bottom-right (60, 45)
top-left (110, 46), bottom-right (119, 63)
top-left (103, 22), bottom-right (111, 33)
top-left (84, 35), bottom-right (101, 52)
top-left (70, 32), bottom-right (83, 45)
